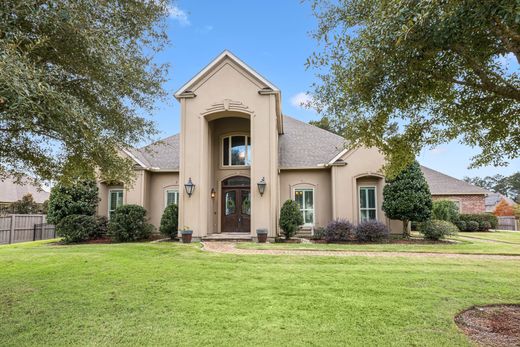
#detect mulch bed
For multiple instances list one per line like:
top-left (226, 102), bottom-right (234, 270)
top-left (311, 238), bottom-right (454, 245)
top-left (455, 304), bottom-right (520, 347)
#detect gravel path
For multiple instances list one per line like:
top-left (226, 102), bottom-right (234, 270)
top-left (202, 242), bottom-right (520, 260)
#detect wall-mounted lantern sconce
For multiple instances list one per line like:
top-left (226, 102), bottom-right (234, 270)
top-left (211, 188), bottom-right (216, 199)
top-left (184, 177), bottom-right (195, 197)
top-left (257, 177), bottom-right (267, 196)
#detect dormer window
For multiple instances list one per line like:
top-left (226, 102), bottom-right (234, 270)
top-left (222, 135), bottom-right (251, 166)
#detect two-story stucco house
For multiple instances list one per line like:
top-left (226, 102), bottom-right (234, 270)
top-left (96, 51), bottom-right (486, 240)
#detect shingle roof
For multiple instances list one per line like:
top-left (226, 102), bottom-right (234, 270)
top-left (420, 166), bottom-right (489, 195)
top-left (0, 176), bottom-right (50, 203)
top-left (131, 116), bottom-right (346, 170)
top-left (134, 134), bottom-right (180, 170)
top-left (279, 116), bottom-right (346, 168)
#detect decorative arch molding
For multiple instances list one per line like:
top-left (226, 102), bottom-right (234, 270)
top-left (353, 172), bottom-right (385, 180)
top-left (162, 184), bottom-right (179, 189)
top-left (201, 99), bottom-right (254, 120)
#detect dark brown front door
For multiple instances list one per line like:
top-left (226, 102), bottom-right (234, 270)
top-left (222, 187), bottom-right (251, 233)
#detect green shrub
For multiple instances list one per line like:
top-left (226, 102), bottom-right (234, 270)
top-left (47, 179), bottom-right (99, 225)
top-left (95, 216), bottom-right (109, 237)
top-left (479, 221), bottom-right (492, 231)
top-left (57, 214), bottom-right (98, 243)
top-left (11, 194), bottom-right (39, 214)
top-left (324, 219), bottom-right (355, 242)
top-left (108, 205), bottom-right (154, 242)
top-left (453, 220), bottom-right (466, 232)
top-left (160, 204), bottom-right (179, 239)
top-left (355, 220), bottom-right (389, 242)
top-left (279, 200), bottom-right (304, 240)
top-left (465, 220), bottom-right (480, 232)
top-left (419, 220), bottom-right (458, 240)
top-left (431, 200), bottom-right (459, 222)
top-left (459, 213), bottom-right (498, 229)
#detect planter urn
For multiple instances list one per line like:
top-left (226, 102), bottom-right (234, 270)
top-left (256, 229), bottom-right (268, 243)
top-left (180, 230), bottom-right (193, 243)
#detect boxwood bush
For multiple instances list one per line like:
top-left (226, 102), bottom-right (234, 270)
top-left (419, 220), bottom-right (458, 240)
top-left (57, 214), bottom-right (98, 243)
top-left (458, 213), bottom-right (498, 230)
top-left (324, 219), bottom-right (354, 242)
top-left (108, 205), bottom-right (154, 242)
top-left (479, 221), bottom-right (492, 231)
top-left (355, 220), bottom-right (389, 242)
top-left (160, 204), bottom-right (179, 239)
top-left (465, 220), bottom-right (480, 232)
top-left (453, 220), bottom-right (467, 232)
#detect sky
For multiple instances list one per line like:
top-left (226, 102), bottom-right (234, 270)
top-left (145, 0), bottom-right (519, 181)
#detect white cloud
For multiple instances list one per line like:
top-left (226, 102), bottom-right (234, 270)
top-left (168, 5), bottom-right (190, 26)
top-left (290, 92), bottom-right (313, 109)
top-left (429, 146), bottom-right (448, 155)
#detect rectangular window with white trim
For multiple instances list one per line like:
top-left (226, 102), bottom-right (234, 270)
top-left (359, 187), bottom-right (377, 222)
top-left (165, 189), bottom-right (179, 207)
top-left (108, 189), bottom-right (124, 218)
top-left (295, 189), bottom-right (314, 226)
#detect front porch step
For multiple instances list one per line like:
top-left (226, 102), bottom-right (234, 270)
top-left (202, 232), bottom-right (253, 242)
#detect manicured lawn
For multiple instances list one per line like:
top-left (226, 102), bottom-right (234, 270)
top-left (1, 240), bottom-right (520, 346)
top-left (459, 231), bottom-right (520, 244)
top-left (237, 236), bottom-right (520, 255)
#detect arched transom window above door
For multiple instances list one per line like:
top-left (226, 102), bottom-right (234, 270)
top-left (222, 135), bottom-right (251, 167)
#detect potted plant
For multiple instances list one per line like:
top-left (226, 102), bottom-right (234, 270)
top-left (256, 228), bottom-right (268, 243)
top-left (180, 227), bottom-right (193, 243)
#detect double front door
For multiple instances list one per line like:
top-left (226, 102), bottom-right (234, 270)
top-left (221, 187), bottom-right (251, 233)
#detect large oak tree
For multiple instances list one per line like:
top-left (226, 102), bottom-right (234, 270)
top-left (0, 0), bottom-right (171, 184)
top-left (307, 0), bottom-right (520, 177)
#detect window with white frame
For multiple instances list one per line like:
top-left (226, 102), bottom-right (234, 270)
top-left (359, 187), bottom-right (377, 222)
top-left (295, 188), bottom-right (314, 225)
top-left (165, 189), bottom-right (179, 207)
top-left (222, 135), bottom-right (251, 166)
top-left (108, 189), bottom-right (124, 218)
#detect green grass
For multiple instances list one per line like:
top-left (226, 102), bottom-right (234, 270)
top-left (237, 236), bottom-right (520, 255)
top-left (458, 231), bottom-right (520, 244)
top-left (1, 240), bottom-right (520, 346)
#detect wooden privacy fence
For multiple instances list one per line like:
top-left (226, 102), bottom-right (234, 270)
top-left (0, 215), bottom-right (56, 245)
top-left (497, 216), bottom-right (519, 231)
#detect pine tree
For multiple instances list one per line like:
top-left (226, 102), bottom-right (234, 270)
top-left (382, 161), bottom-right (432, 237)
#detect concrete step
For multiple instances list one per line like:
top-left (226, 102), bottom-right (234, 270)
top-left (202, 232), bottom-right (253, 242)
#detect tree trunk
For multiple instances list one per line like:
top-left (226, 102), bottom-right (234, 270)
top-left (402, 219), bottom-right (410, 238)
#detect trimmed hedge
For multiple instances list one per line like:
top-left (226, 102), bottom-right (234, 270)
top-left (432, 200), bottom-right (459, 222)
top-left (419, 220), bottom-right (458, 240)
top-left (57, 214), bottom-right (98, 243)
top-left (465, 220), bottom-right (480, 232)
top-left (479, 221), bottom-right (492, 231)
top-left (355, 220), bottom-right (389, 242)
top-left (453, 220), bottom-right (466, 232)
top-left (458, 213), bottom-right (498, 229)
top-left (108, 205), bottom-right (154, 242)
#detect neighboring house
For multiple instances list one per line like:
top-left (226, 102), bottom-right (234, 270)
top-left (420, 166), bottom-right (489, 213)
top-left (96, 51), bottom-right (487, 239)
top-left (485, 193), bottom-right (516, 213)
top-left (0, 176), bottom-right (50, 209)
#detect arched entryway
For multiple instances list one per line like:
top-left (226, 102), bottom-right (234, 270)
top-left (221, 176), bottom-right (251, 233)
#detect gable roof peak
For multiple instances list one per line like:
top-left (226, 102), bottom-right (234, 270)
top-left (174, 50), bottom-right (280, 99)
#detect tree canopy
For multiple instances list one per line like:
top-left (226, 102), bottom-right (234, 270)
top-left (307, 0), bottom-right (520, 177)
top-left (464, 172), bottom-right (520, 202)
top-left (0, 0), bottom-right (170, 184)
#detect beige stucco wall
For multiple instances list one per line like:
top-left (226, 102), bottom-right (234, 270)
top-left (279, 169), bottom-right (332, 229)
top-left (331, 147), bottom-right (402, 234)
top-left (179, 56), bottom-right (279, 237)
top-left (146, 172), bottom-right (180, 228)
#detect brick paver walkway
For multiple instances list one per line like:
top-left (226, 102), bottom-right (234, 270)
top-left (202, 242), bottom-right (520, 260)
